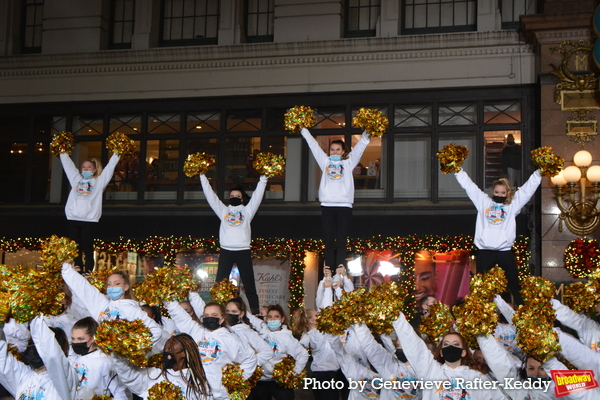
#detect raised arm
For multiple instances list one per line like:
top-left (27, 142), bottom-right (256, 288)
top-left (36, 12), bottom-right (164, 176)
top-left (510, 170), bottom-right (542, 211)
top-left (347, 132), bottom-right (370, 170)
top-left (111, 355), bottom-right (154, 395)
top-left (494, 294), bottom-right (515, 324)
top-left (300, 128), bottom-right (329, 166)
top-left (62, 262), bottom-right (110, 320)
top-left (97, 153), bottom-right (121, 191)
top-left (60, 153), bottom-right (81, 185)
top-left (188, 291), bottom-right (206, 319)
top-left (354, 323), bottom-right (397, 377)
top-left (551, 298), bottom-right (600, 349)
top-left (164, 301), bottom-right (204, 342)
top-left (476, 334), bottom-right (520, 381)
top-left (245, 175), bottom-right (268, 221)
top-left (454, 169), bottom-right (488, 210)
top-left (392, 312), bottom-right (435, 379)
top-left (0, 322), bottom-right (31, 396)
top-left (200, 174), bottom-right (227, 217)
top-left (555, 328), bottom-right (600, 375)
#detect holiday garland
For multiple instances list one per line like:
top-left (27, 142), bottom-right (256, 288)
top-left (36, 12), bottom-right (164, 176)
top-left (0, 235), bottom-right (531, 312)
top-left (564, 238), bottom-right (600, 278)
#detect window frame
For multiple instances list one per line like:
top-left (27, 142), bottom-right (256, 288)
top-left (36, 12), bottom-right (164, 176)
top-left (21, 0), bottom-right (44, 54)
top-left (344, 0), bottom-right (380, 38)
top-left (159, 0), bottom-right (220, 47)
top-left (108, 0), bottom-right (136, 49)
top-left (401, 0), bottom-right (477, 35)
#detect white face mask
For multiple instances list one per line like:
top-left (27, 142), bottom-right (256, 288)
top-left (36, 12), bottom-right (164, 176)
top-left (81, 171), bottom-right (94, 179)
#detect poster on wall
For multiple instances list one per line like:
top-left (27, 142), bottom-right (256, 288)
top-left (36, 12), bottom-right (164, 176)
top-left (254, 258), bottom-right (291, 314)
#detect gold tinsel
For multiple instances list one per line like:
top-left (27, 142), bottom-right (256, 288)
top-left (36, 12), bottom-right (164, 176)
top-left (92, 396), bottom-right (113, 400)
top-left (530, 147), bottom-right (564, 178)
top-left (419, 302), bottom-right (454, 344)
top-left (222, 363), bottom-right (253, 400)
top-left (132, 351), bottom-right (163, 369)
top-left (134, 266), bottom-right (201, 306)
top-left (247, 365), bottom-right (263, 388)
top-left (272, 356), bottom-right (307, 389)
top-left (467, 267), bottom-right (508, 302)
top-left (88, 268), bottom-right (120, 292)
top-left (40, 235), bottom-right (78, 274)
top-left (9, 269), bottom-right (63, 323)
top-left (7, 344), bottom-right (21, 361)
top-left (453, 301), bottom-right (498, 347)
top-left (362, 281), bottom-right (405, 334)
top-left (563, 282), bottom-right (599, 314)
top-left (316, 288), bottom-right (366, 335)
top-left (437, 144), bottom-right (470, 174)
top-left (50, 131), bottom-right (75, 157)
top-left (0, 292), bottom-right (10, 323)
top-left (352, 108), bottom-right (389, 138)
top-left (514, 305), bottom-right (561, 363)
top-left (253, 152), bottom-right (286, 178)
top-left (210, 278), bottom-right (238, 305)
top-left (106, 132), bottom-right (135, 156)
top-left (183, 152), bottom-right (216, 178)
top-left (95, 319), bottom-right (153, 366)
top-left (147, 381), bottom-right (185, 400)
top-left (520, 276), bottom-right (555, 305)
top-left (284, 106), bottom-right (316, 133)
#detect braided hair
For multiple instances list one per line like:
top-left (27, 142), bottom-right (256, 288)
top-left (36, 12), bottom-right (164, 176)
top-left (163, 333), bottom-right (211, 398)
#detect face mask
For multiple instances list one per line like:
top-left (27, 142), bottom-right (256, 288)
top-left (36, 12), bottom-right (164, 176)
top-left (329, 155), bottom-right (342, 162)
top-left (81, 171), bottom-right (94, 179)
top-left (227, 313), bottom-right (240, 326)
top-left (441, 345), bottom-right (463, 363)
top-left (162, 351), bottom-right (178, 370)
top-left (202, 316), bottom-right (221, 331)
top-left (267, 320), bottom-right (282, 331)
top-left (71, 341), bottom-right (91, 356)
top-left (229, 197), bottom-right (243, 206)
top-left (395, 349), bottom-right (408, 363)
top-left (492, 195), bottom-right (507, 204)
top-left (256, 315), bottom-right (264, 321)
top-left (106, 286), bottom-right (124, 300)
top-left (22, 347), bottom-right (44, 369)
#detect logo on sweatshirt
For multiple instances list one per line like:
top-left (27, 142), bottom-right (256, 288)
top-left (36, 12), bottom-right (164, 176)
top-left (225, 210), bottom-right (245, 226)
top-left (485, 203), bottom-right (507, 225)
top-left (17, 388), bottom-right (45, 400)
top-left (76, 180), bottom-right (94, 197)
top-left (98, 307), bottom-right (123, 321)
top-left (340, 329), bottom-right (351, 345)
top-left (197, 338), bottom-right (223, 363)
top-left (326, 162), bottom-right (344, 180)
top-left (392, 374), bottom-right (421, 398)
top-left (264, 337), bottom-right (280, 355)
top-left (74, 363), bottom-right (89, 389)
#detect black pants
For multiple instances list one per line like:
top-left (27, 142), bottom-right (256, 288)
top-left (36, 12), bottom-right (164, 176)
top-left (321, 206), bottom-right (352, 268)
top-left (68, 220), bottom-right (96, 273)
top-left (311, 369), bottom-right (349, 400)
top-left (477, 249), bottom-right (523, 305)
top-left (216, 248), bottom-right (259, 314)
top-left (249, 380), bottom-right (294, 400)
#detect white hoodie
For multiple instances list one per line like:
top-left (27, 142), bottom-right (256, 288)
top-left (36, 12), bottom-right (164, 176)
top-left (551, 298), bottom-right (600, 353)
top-left (0, 316), bottom-right (77, 400)
top-left (454, 169), bottom-right (541, 251)
top-left (69, 348), bottom-right (128, 400)
top-left (301, 128), bottom-right (370, 207)
top-left (61, 153), bottom-right (120, 222)
top-left (299, 327), bottom-right (340, 372)
top-left (200, 174), bottom-right (267, 251)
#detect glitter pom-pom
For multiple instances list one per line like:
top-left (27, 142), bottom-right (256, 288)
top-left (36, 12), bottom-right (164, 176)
top-left (40, 235), bottom-right (78, 274)
top-left (222, 363), bottom-right (253, 400)
top-left (106, 132), bottom-right (135, 156)
top-left (284, 106), bottom-right (316, 133)
top-left (0, 292), bottom-right (10, 323)
top-left (272, 356), bottom-right (307, 389)
top-left (134, 266), bottom-right (200, 306)
top-left (87, 267), bottom-right (119, 292)
top-left (9, 269), bottom-right (63, 323)
top-left (514, 305), bottom-right (561, 362)
top-left (316, 289), bottom-right (365, 335)
top-left (454, 301), bottom-right (498, 338)
top-left (253, 152), bottom-right (285, 178)
top-left (210, 279), bottom-right (238, 305)
top-left (147, 381), bottom-right (185, 400)
top-left (419, 302), bottom-right (454, 344)
top-left (520, 276), bottom-right (555, 305)
top-left (50, 131), bottom-right (75, 157)
top-left (531, 147), bottom-right (564, 178)
top-left (362, 281), bottom-right (404, 334)
top-left (437, 144), bottom-right (470, 174)
top-left (7, 344), bottom-right (22, 361)
top-left (352, 108), bottom-right (389, 138)
top-left (563, 282), bottom-right (599, 314)
top-left (95, 319), bottom-right (153, 366)
top-left (184, 152), bottom-right (216, 178)
top-left (92, 396), bottom-right (113, 400)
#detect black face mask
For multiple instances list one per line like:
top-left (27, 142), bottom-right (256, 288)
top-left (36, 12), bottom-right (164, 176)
top-left (256, 315), bottom-right (264, 321)
top-left (395, 349), bottom-right (408, 363)
top-left (162, 351), bottom-right (178, 370)
top-left (492, 195), bottom-right (507, 204)
top-left (22, 346), bottom-right (44, 369)
top-left (229, 197), bottom-right (243, 206)
top-left (227, 313), bottom-right (241, 326)
top-left (441, 345), bottom-right (463, 363)
top-left (71, 342), bottom-right (90, 356)
top-left (202, 316), bottom-right (221, 331)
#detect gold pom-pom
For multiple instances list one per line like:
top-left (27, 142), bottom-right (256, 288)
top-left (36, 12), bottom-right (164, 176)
top-left (453, 301), bottom-right (498, 342)
top-left (9, 269), bottom-right (63, 323)
top-left (184, 152), bottom-right (216, 178)
top-left (88, 268), bottom-right (120, 292)
top-left (362, 281), bottom-right (405, 334)
top-left (147, 381), bottom-right (185, 400)
top-left (316, 289), bottom-right (366, 335)
top-left (563, 282), bottom-right (600, 314)
top-left (92, 396), bottom-right (113, 400)
top-left (437, 144), bottom-right (470, 174)
top-left (210, 279), bottom-right (238, 305)
top-left (40, 235), bottom-right (78, 274)
top-left (50, 131), bottom-right (75, 157)
top-left (352, 108), bottom-right (388, 138)
top-left (272, 356), bottom-right (307, 389)
top-left (95, 319), bottom-right (153, 366)
top-left (284, 106), bottom-right (316, 133)
top-left (7, 344), bottom-right (21, 361)
top-left (514, 305), bottom-right (561, 362)
top-left (106, 132), bottom-right (135, 156)
top-left (419, 302), bottom-right (454, 344)
top-left (134, 266), bottom-right (201, 306)
top-left (0, 292), bottom-right (11, 323)
top-left (520, 276), bottom-right (555, 305)
top-left (531, 147), bottom-right (564, 178)
top-left (247, 365), bottom-right (263, 388)
top-left (468, 267), bottom-right (508, 302)
top-left (222, 363), bottom-right (253, 400)
top-left (253, 152), bottom-right (286, 178)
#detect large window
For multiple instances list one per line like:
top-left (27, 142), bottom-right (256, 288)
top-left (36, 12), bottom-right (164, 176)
top-left (499, 0), bottom-right (536, 29)
top-left (402, 0), bottom-right (476, 34)
top-left (21, 0), bottom-right (44, 54)
top-left (245, 0), bottom-right (274, 43)
top-left (345, 0), bottom-right (380, 38)
top-left (109, 0), bottom-right (136, 49)
top-left (160, 0), bottom-right (219, 46)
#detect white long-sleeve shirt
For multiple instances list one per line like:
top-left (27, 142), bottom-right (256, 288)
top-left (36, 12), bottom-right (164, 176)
top-left (69, 349), bottom-right (128, 400)
top-left (61, 153), bottom-right (120, 222)
top-left (165, 301), bottom-right (257, 400)
top-left (551, 298), bottom-right (600, 353)
top-left (3, 318), bottom-right (30, 352)
top-left (230, 323), bottom-right (274, 368)
top-left (555, 327), bottom-right (600, 378)
top-left (455, 169), bottom-right (541, 251)
top-left (301, 128), bottom-right (370, 207)
top-left (299, 327), bottom-right (340, 372)
top-left (0, 317), bottom-right (77, 400)
top-left (200, 174), bottom-right (267, 251)
top-left (316, 275), bottom-right (354, 311)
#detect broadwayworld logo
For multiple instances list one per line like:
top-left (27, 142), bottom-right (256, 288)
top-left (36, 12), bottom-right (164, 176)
top-left (551, 370), bottom-right (599, 398)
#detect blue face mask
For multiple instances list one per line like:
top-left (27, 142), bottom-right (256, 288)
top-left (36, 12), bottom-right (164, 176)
top-left (267, 320), bottom-right (282, 331)
top-left (106, 286), bottom-right (124, 300)
top-left (81, 171), bottom-right (94, 179)
top-left (329, 155), bottom-right (342, 162)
